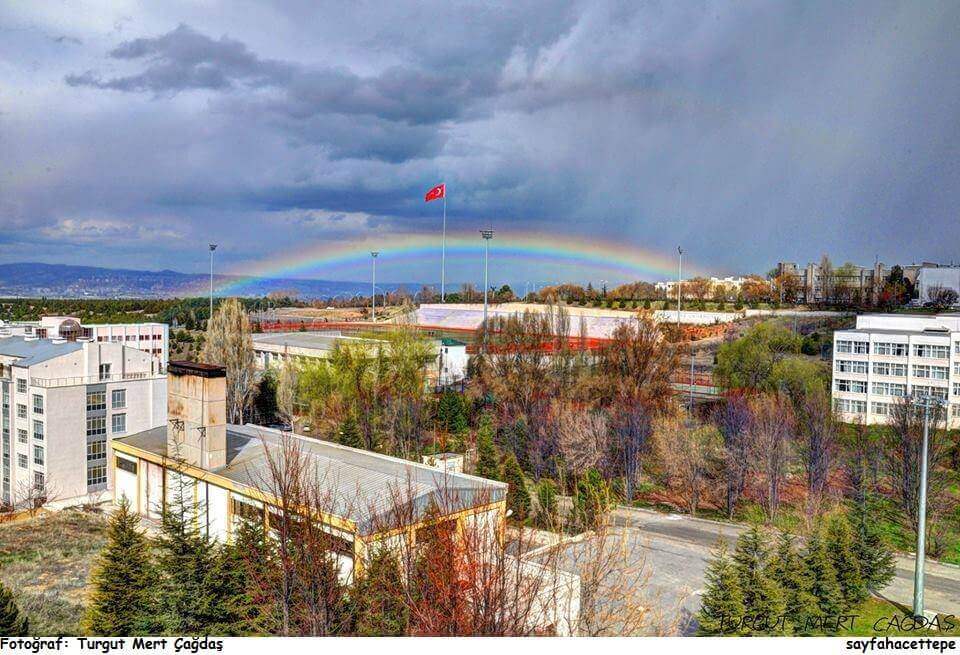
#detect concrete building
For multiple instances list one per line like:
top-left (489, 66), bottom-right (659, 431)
top-left (0, 336), bottom-right (166, 508)
top-left (916, 266), bottom-right (960, 305)
top-left (112, 361), bottom-right (508, 582)
top-left (252, 331), bottom-right (469, 386)
top-left (0, 316), bottom-right (170, 367)
top-left (831, 313), bottom-right (960, 427)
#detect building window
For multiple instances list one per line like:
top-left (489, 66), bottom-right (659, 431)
top-left (111, 389), bottom-right (126, 409)
top-left (87, 465), bottom-right (107, 487)
top-left (913, 344), bottom-right (950, 359)
top-left (835, 360), bottom-right (868, 374)
top-left (835, 340), bottom-right (852, 353)
top-left (86, 390), bottom-right (106, 412)
top-left (87, 440), bottom-right (107, 461)
top-left (16, 378), bottom-right (26, 394)
top-left (953, 404), bottom-right (960, 418)
top-left (99, 363), bottom-right (111, 381)
top-left (33, 445), bottom-right (43, 466)
top-left (111, 413), bottom-right (126, 434)
top-left (116, 456), bottom-right (137, 474)
top-left (874, 342), bottom-right (907, 356)
top-left (912, 385), bottom-right (948, 402)
top-left (835, 379), bottom-right (867, 394)
top-left (872, 382), bottom-right (906, 397)
top-left (873, 362), bottom-right (907, 377)
top-left (872, 402), bottom-right (892, 416)
top-left (33, 471), bottom-right (44, 492)
top-left (86, 416), bottom-right (106, 437)
top-left (853, 342), bottom-right (869, 354)
top-left (16, 429), bottom-right (26, 444)
top-left (32, 394), bottom-right (43, 415)
top-left (231, 496), bottom-right (263, 525)
top-left (953, 383), bottom-right (960, 397)
top-left (17, 453), bottom-right (27, 468)
top-left (16, 404), bottom-right (26, 419)
top-left (834, 398), bottom-right (867, 414)
top-left (912, 365), bottom-right (947, 380)
top-left (32, 420), bottom-right (43, 441)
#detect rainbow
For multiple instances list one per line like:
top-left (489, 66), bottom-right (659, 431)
top-left (201, 230), bottom-right (704, 296)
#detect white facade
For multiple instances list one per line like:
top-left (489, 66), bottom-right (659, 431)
top-left (916, 267), bottom-right (960, 305)
top-left (832, 313), bottom-right (960, 427)
top-left (0, 338), bottom-right (166, 509)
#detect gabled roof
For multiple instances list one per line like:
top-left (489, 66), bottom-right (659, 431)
top-left (0, 336), bottom-right (83, 366)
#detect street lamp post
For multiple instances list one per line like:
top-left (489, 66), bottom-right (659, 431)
top-left (208, 244), bottom-right (217, 323)
top-left (371, 251), bottom-right (379, 322)
top-left (912, 393), bottom-right (943, 618)
top-left (480, 230), bottom-right (494, 349)
top-left (677, 247), bottom-right (683, 329)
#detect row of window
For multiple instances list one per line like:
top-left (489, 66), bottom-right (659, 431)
top-left (834, 341), bottom-right (954, 359)
top-left (86, 414), bottom-right (126, 436)
top-left (16, 445), bottom-right (44, 468)
top-left (86, 389), bottom-right (126, 412)
top-left (836, 360), bottom-right (955, 380)
top-left (834, 378), bottom-right (960, 398)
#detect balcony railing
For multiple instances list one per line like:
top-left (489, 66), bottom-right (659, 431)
top-left (31, 371), bottom-right (165, 388)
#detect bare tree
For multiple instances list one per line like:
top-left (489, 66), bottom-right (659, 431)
top-left (652, 415), bottom-right (722, 516)
top-left (795, 388), bottom-right (839, 515)
top-left (203, 297), bottom-right (256, 423)
top-left (749, 392), bottom-right (794, 520)
top-left (276, 357), bottom-right (299, 428)
top-left (556, 403), bottom-right (609, 477)
top-left (610, 403), bottom-right (652, 502)
top-left (714, 393), bottom-right (753, 518)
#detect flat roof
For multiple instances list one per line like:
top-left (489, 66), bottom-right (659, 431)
top-left (115, 424), bottom-right (505, 535)
top-left (251, 331), bottom-right (387, 352)
top-left (0, 336), bottom-right (83, 366)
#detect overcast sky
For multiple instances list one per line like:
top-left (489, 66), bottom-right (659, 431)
top-left (2, 1), bottom-right (959, 286)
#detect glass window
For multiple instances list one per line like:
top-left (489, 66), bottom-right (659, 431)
top-left (32, 420), bottom-right (43, 441)
top-left (99, 363), bottom-right (112, 381)
top-left (32, 394), bottom-right (43, 415)
top-left (86, 390), bottom-right (106, 412)
top-left (872, 402), bottom-right (891, 416)
top-left (86, 416), bottom-right (106, 437)
top-left (111, 413), bottom-right (126, 434)
top-left (912, 385), bottom-right (949, 401)
top-left (834, 398), bottom-right (867, 414)
top-left (116, 456), bottom-right (137, 474)
top-left (16, 429), bottom-right (26, 444)
top-left (853, 341), bottom-right (869, 354)
top-left (913, 344), bottom-right (950, 359)
top-left (835, 360), bottom-right (868, 374)
top-left (835, 379), bottom-right (867, 393)
top-left (87, 440), bottom-right (107, 461)
top-left (16, 404), bottom-right (26, 419)
top-left (875, 342), bottom-right (908, 356)
top-left (111, 389), bottom-right (126, 409)
top-left (87, 465), bottom-right (107, 487)
top-left (914, 365), bottom-right (932, 378)
top-left (33, 445), bottom-right (43, 466)
top-left (33, 471), bottom-right (44, 491)
top-left (835, 340), bottom-right (852, 353)
top-left (17, 453), bottom-right (27, 468)
top-left (16, 378), bottom-right (26, 393)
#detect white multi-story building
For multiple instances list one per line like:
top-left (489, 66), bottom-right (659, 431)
top-left (832, 313), bottom-right (960, 427)
top-left (0, 316), bottom-right (169, 367)
top-left (0, 336), bottom-right (166, 509)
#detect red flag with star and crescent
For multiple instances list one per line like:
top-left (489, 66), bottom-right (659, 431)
top-left (425, 183), bottom-right (445, 202)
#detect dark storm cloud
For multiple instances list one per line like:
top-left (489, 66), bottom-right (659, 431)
top-left (3, 1), bottom-right (960, 281)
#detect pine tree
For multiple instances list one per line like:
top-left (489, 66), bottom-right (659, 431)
top-left (83, 497), bottom-right (159, 636)
top-left (474, 414), bottom-right (501, 480)
top-left (697, 542), bottom-right (746, 635)
top-left (437, 391), bottom-right (468, 436)
top-left (765, 532), bottom-right (818, 634)
top-left (337, 412), bottom-right (364, 449)
top-left (535, 479), bottom-right (558, 529)
top-left (502, 453), bottom-right (531, 521)
top-left (732, 526), bottom-right (785, 634)
top-left (572, 469), bottom-right (613, 531)
top-left (824, 514), bottom-right (868, 609)
top-left (352, 548), bottom-right (409, 635)
top-left (232, 519), bottom-right (281, 635)
top-left (201, 540), bottom-right (257, 635)
top-left (850, 496), bottom-right (895, 594)
top-left (803, 530), bottom-right (844, 623)
top-left (0, 579), bottom-right (28, 637)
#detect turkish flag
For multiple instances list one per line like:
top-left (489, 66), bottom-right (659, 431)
top-left (425, 183), bottom-right (445, 202)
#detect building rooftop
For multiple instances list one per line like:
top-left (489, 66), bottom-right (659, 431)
top-left (0, 336), bottom-right (83, 366)
top-left (115, 424), bottom-right (505, 535)
top-left (251, 331), bottom-right (387, 352)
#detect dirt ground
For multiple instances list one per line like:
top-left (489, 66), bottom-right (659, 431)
top-left (0, 509), bottom-right (108, 635)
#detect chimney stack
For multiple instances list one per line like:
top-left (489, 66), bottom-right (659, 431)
top-left (166, 361), bottom-right (227, 469)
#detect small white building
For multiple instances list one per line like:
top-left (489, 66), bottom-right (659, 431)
top-left (916, 266), bottom-right (960, 305)
top-left (832, 313), bottom-right (960, 427)
top-left (0, 336), bottom-right (166, 509)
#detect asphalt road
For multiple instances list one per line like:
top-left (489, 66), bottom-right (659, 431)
top-left (608, 506), bottom-right (960, 620)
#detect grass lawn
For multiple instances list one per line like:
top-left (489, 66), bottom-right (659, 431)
top-left (838, 598), bottom-right (959, 637)
top-left (0, 509), bottom-right (108, 635)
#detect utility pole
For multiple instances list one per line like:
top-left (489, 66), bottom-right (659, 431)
top-left (371, 251), bottom-right (379, 322)
top-left (208, 244), bottom-right (217, 324)
top-left (481, 230), bottom-right (494, 350)
top-left (913, 393), bottom-right (942, 618)
top-left (677, 247), bottom-right (683, 329)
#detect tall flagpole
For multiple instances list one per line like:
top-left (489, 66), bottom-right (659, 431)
top-left (441, 187), bottom-right (447, 302)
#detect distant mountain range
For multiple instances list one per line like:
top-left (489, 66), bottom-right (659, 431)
top-left (0, 263), bottom-right (419, 300)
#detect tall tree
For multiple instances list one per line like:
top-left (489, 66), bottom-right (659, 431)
top-left (803, 530), bottom-right (844, 620)
top-left (83, 497), bottom-right (159, 636)
top-left (824, 514), bottom-right (867, 609)
top-left (203, 297), bottom-right (256, 423)
top-left (697, 542), bottom-right (746, 635)
top-left (336, 413), bottom-right (363, 449)
top-left (352, 548), bottom-right (409, 636)
top-left (766, 533), bottom-right (818, 634)
top-left (474, 414), bottom-right (501, 480)
top-left (732, 527), bottom-right (785, 633)
top-left (715, 394), bottom-right (753, 518)
top-left (850, 495), bottom-right (896, 594)
top-left (502, 453), bottom-right (531, 521)
top-left (749, 393), bottom-right (794, 519)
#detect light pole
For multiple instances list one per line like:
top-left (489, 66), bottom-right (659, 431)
top-left (371, 251), bottom-right (379, 322)
top-left (480, 230), bottom-right (494, 349)
top-left (912, 393), bottom-right (943, 618)
top-left (677, 246), bottom-right (683, 329)
top-left (208, 244), bottom-right (217, 323)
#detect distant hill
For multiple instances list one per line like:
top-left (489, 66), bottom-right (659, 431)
top-left (0, 262), bottom-right (418, 300)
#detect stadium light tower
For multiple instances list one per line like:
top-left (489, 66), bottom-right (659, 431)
top-left (677, 246), bottom-right (683, 329)
top-left (371, 251), bottom-right (379, 322)
top-left (208, 244), bottom-right (217, 323)
top-left (480, 230), bottom-right (494, 348)
top-left (912, 393), bottom-right (945, 618)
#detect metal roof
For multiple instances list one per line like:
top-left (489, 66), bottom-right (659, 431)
top-left (0, 336), bottom-right (83, 366)
top-left (116, 423), bottom-right (505, 535)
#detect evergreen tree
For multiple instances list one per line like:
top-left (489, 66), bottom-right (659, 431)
top-left (697, 542), bottom-right (746, 635)
top-left (765, 532), bottom-right (818, 634)
top-left (436, 391), bottom-right (468, 436)
top-left (201, 539), bottom-right (257, 635)
top-left (474, 414), bottom-right (501, 480)
top-left (510, 417), bottom-right (530, 471)
top-left (0, 579), bottom-right (28, 637)
top-left (572, 469), bottom-right (613, 531)
top-left (232, 519), bottom-right (281, 635)
top-left (502, 453), bottom-right (531, 521)
top-left (352, 548), bottom-right (409, 636)
top-left (337, 412), bottom-right (364, 450)
top-left (83, 497), bottom-right (159, 636)
top-left (535, 479), bottom-right (558, 529)
top-left (850, 496), bottom-right (895, 594)
top-left (732, 527), bottom-right (785, 634)
top-left (803, 530), bottom-right (844, 622)
top-left (824, 514), bottom-right (868, 609)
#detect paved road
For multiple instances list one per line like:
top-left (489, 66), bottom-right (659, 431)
top-left (609, 506), bottom-right (960, 617)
